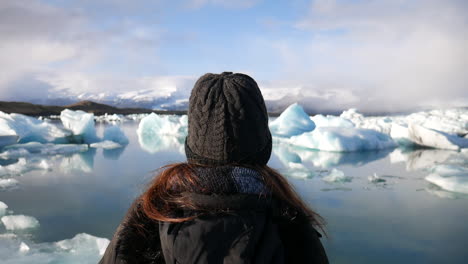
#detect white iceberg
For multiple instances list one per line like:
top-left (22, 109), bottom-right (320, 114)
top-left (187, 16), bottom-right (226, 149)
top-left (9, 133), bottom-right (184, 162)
top-left (137, 113), bottom-right (186, 154)
top-left (102, 126), bottom-right (129, 145)
top-left (90, 140), bottom-right (122, 149)
top-left (311, 114), bottom-right (354, 128)
top-left (368, 173), bottom-right (386, 183)
top-left (0, 201), bottom-right (8, 216)
top-left (0, 112), bottom-right (71, 144)
top-left (408, 123), bottom-right (467, 150)
top-left (269, 103), bottom-right (315, 137)
top-left (1, 215), bottom-right (39, 230)
top-left (322, 169), bottom-right (352, 183)
top-left (0, 233), bottom-right (109, 264)
top-left (0, 179), bottom-right (19, 190)
top-left (95, 113), bottom-right (124, 123)
top-left (60, 109), bottom-right (98, 143)
top-left (289, 127), bottom-right (396, 152)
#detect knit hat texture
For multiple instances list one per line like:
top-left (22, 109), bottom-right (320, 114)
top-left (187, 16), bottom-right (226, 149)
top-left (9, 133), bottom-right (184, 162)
top-left (185, 72), bottom-right (272, 166)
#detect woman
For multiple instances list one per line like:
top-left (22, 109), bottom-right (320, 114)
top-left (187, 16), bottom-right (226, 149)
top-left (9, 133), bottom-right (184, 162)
top-left (99, 72), bottom-right (328, 264)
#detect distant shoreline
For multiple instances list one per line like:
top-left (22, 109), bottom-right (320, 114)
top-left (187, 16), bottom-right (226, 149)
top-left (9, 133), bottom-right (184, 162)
top-left (0, 100), bottom-right (187, 116)
top-left (0, 100), bottom-right (285, 117)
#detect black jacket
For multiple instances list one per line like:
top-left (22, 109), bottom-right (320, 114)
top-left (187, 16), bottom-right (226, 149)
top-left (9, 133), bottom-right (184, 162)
top-left (99, 193), bottom-right (328, 264)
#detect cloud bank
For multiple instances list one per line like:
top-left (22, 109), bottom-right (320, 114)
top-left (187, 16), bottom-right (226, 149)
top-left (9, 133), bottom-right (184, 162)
top-left (0, 0), bottom-right (467, 113)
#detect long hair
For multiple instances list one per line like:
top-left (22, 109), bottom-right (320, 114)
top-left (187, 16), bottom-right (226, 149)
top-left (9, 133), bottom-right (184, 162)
top-left (140, 162), bottom-right (325, 232)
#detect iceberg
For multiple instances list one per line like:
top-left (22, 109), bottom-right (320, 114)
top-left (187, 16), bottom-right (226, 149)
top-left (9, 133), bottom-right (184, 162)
top-left (60, 109), bottom-right (98, 143)
top-left (269, 103), bottom-right (315, 137)
top-left (289, 127), bottom-right (396, 152)
top-left (0, 158), bottom-right (50, 177)
top-left (1, 215), bottom-right (39, 230)
top-left (0, 233), bottom-right (109, 264)
top-left (102, 126), bottom-right (129, 145)
top-left (407, 123), bottom-right (466, 150)
top-left (0, 179), bottom-right (19, 190)
top-left (311, 114), bottom-right (354, 128)
top-left (0, 201), bottom-right (8, 216)
top-left (0, 112), bottom-right (71, 144)
top-left (137, 113), bottom-right (186, 154)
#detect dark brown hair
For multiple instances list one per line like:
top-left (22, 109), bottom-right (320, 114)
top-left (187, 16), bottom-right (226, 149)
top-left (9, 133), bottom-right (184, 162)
top-left (140, 162), bottom-right (325, 232)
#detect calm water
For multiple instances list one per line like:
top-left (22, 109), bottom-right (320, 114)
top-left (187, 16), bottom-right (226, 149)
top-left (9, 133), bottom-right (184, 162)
top-left (1, 121), bottom-right (468, 263)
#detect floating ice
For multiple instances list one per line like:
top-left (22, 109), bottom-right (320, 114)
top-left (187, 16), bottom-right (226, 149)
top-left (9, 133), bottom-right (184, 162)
top-left (0, 111), bottom-right (71, 144)
top-left (0, 179), bottom-right (19, 190)
top-left (1, 215), bottom-right (39, 230)
top-left (0, 233), bottom-right (109, 264)
top-left (56, 233), bottom-right (110, 256)
top-left (408, 124), bottom-right (466, 150)
top-left (95, 113), bottom-right (124, 123)
top-left (269, 103), bottom-right (315, 137)
top-left (19, 242), bottom-right (30, 252)
top-left (102, 126), bottom-right (129, 145)
top-left (90, 140), bottom-right (122, 149)
top-left (137, 113), bottom-right (186, 153)
top-left (289, 127), bottom-right (396, 152)
top-left (60, 109), bottom-right (98, 143)
top-left (0, 201), bottom-right (7, 216)
top-left (311, 114), bottom-right (354, 128)
top-left (322, 169), bottom-right (352, 183)
top-left (0, 142), bottom-right (88, 158)
top-left (340, 109), bottom-right (394, 134)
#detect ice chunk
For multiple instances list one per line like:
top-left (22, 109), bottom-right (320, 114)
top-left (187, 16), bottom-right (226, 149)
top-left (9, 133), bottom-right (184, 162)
top-left (137, 113), bottom-right (186, 153)
top-left (0, 178), bottom-right (19, 190)
top-left (0, 112), bottom-right (71, 144)
top-left (289, 127), bottom-right (396, 152)
top-left (103, 126), bottom-right (129, 145)
top-left (0, 201), bottom-right (8, 216)
top-left (60, 109), bottom-right (98, 143)
top-left (90, 140), bottom-right (122, 149)
top-left (19, 242), bottom-right (30, 252)
top-left (390, 123), bottom-right (414, 146)
top-left (322, 168), bottom-right (352, 183)
top-left (311, 114), bottom-right (354, 128)
top-left (0, 232), bottom-right (109, 263)
top-left (1, 142), bottom-right (88, 158)
top-left (55, 233), bottom-right (110, 256)
top-left (1, 215), bottom-right (39, 230)
top-left (408, 123), bottom-right (466, 150)
top-left (95, 113), bottom-right (124, 123)
top-left (269, 103), bottom-right (315, 137)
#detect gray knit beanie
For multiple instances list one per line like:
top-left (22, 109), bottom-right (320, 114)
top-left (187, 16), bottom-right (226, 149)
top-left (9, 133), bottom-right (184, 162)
top-left (185, 72), bottom-right (272, 166)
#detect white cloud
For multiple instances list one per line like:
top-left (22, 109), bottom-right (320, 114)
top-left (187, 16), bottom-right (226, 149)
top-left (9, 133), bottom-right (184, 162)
top-left (265, 0), bottom-right (468, 112)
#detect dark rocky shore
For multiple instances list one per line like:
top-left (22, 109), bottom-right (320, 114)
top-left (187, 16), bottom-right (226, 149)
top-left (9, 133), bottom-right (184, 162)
top-left (0, 100), bottom-right (187, 116)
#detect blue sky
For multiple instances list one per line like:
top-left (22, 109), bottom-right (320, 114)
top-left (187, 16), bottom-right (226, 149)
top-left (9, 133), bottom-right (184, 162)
top-left (1, 0), bottom-right (467, 112)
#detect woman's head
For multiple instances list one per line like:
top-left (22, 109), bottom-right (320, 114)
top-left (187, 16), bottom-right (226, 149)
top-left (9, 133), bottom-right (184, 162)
top-left (185, 72), bottom-right (272, 166)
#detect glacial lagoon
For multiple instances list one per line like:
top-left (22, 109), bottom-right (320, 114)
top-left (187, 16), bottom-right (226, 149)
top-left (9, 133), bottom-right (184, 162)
top-left (1, 120), bottom-right (468, 263)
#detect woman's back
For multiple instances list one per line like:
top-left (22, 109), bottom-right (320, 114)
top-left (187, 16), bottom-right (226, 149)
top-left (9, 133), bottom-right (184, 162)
top-left (99, 72), bottom-right (328, 264)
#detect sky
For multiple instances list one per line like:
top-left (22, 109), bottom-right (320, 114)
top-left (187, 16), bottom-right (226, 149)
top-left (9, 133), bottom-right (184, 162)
top-left (1, 0), bottom-right (467, 113)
